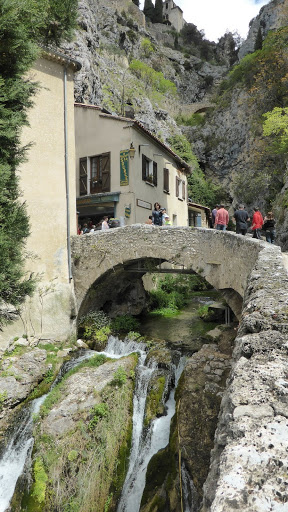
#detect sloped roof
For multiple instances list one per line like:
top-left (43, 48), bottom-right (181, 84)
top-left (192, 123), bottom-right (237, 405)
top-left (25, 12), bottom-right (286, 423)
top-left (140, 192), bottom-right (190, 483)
top-left (75, 103), bottom-right (191, 173)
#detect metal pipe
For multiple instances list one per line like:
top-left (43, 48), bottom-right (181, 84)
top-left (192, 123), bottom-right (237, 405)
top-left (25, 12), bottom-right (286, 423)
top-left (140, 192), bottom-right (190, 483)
top-left (64, 66), bottom-right (72, 281)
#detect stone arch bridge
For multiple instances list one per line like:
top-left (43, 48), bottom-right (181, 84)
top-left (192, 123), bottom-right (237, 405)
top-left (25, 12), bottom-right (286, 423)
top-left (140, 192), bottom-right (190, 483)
top-left (71, 225), bottom-right (288, 512)
top-left (71, 224), bottom-right (282, 320)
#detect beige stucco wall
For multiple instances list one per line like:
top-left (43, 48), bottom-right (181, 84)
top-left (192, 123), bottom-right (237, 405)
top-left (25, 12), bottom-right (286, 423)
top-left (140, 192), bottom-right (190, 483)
top-left (75, 105), bottom-right (189, 226)
top-left (0, 56), bottom-right (78, 349)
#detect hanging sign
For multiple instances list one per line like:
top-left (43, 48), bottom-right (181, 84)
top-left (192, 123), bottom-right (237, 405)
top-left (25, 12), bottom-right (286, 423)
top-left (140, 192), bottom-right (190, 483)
top-left (125, 205), bottom-right (131, 218)
top-left (120, 149), bottom-right (129, 186)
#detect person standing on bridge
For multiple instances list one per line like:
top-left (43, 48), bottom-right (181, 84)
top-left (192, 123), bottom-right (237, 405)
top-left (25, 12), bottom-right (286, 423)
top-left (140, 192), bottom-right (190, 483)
top-left (233, 204), bottom-right (250, 236)
top-left (262, 211), bottom-right (276, 244)
top-left (152, 203), bottom-right (163, 226)
top-left (251, 207), bottom-right (263, 239)
top-left (101, 216), bottom-right (110, 231)
top-left (215, 204), bottom-right (229, 231)
top-left (211, 205), bottom-right (219, 228)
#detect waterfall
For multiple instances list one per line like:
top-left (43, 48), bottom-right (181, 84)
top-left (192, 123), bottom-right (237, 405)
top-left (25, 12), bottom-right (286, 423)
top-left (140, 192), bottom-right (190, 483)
top-left (0, 393), bottom-right (47, 512)
top-left (117, 356), bottom-right (186, 512)
top-left (0, 336), bottom-right (186, 512)
top-left (0, 348), bottom-right (105, 512)
top-left (182, 462), bottom-right (198, 512)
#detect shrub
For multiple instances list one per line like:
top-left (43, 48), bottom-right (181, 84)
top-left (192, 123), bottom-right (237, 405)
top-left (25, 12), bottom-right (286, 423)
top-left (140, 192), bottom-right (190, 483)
top-left (111, 314), bottom-right (140, 334)
top-left (176, 113), bottom-right (205, 127)
top-left (129, 59), bottom-right (177, 97)
top-left (88, 402), bottom-right (110, 431)
top-left (141, 38), bottom-right (155, 58)
top-left (111, 367), bottom-right (127, 387)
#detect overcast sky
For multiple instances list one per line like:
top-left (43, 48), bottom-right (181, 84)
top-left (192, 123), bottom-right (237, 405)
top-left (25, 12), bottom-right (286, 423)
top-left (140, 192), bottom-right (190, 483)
top-left (139, 0), bottom-right (270, 42)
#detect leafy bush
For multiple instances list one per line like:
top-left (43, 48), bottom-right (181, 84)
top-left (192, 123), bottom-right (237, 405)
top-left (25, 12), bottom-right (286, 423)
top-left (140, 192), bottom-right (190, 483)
top-left (111, 314), bottom-right (140, 334)
top-left (129, 60), bottom-right (177, 97)
top-left (176, 113), bottom-right (205, 127)
top-left (141, 38), bottom-right (155, 58)
top-left (88, 402), bottom-right (110, 431)
top-left (111, 367), bottom-right (127, 387)
top-left (78, 311), bottom-right (111, 345)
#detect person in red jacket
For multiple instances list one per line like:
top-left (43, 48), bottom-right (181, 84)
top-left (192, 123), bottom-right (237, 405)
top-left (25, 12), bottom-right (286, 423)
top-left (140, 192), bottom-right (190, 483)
top-left (251, 207), bottom-right (263, 239)
top-left (215, 204), bottom-right (229, 231)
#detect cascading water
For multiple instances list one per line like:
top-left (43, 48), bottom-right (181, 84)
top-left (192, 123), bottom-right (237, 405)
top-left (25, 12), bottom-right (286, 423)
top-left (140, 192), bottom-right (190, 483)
top-left (0, 338), bottom-right (147, 512)
top-left (117, 356), bottom-right (186, 512)
top-left (0, 335), bottom-right (186, 512)
top-left (0, 392), bottom-right (47, 512)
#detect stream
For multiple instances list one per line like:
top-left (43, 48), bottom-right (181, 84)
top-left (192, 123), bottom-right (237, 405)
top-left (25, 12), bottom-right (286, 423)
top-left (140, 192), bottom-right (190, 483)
top-left (0, 292), bottom-right (221, 512)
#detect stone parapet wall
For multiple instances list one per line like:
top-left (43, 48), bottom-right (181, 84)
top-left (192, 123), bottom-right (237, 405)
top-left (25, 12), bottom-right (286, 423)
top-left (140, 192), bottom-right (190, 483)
top-left (202, 246), bottom-right (288, 511)
top-left (71, 226), bottom-right (266, 318)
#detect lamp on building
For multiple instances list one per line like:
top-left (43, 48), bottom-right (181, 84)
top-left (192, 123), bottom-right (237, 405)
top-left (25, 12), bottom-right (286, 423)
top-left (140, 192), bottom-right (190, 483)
top-left (165, 162), bottom-right (172, 165)
top-left (153, 153), bottom-right (163, 157)
top-left (129, 143), bottom-right (136, 159)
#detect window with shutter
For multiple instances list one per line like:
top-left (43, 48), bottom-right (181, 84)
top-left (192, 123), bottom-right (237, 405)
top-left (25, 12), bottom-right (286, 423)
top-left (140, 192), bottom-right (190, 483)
top-left (79, 158), bottom-right (88, 196)
top-left (90, 153), bottom-right (110, 194)
top-left (153, 161), bottom-right (157, 186)
top-left (182, 180), bottom-right (186, 200)
top-left (163, 168), bottom-right (169, 192)
top-left (176, 177), bottom-right (180, 197)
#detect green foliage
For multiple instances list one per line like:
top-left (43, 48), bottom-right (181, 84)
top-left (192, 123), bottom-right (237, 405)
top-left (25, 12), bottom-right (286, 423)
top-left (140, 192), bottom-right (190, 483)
top-left (67, 450), bottom-right (78, 462)
top-left (175, 113), bottom-right (205, 127)
top-left (263, 107), bottom-right (288, 154)
top-left (167, 135), bottom-right (226, 208)
top-left (143, 0), bottom-right (155, 21)
top-left (188, 165), bottom-right (226, 209)
top-left (88, 402), bottom-right (110, 431)
top-left (140, 38), bottom-right (155, 58)
top-left (254, 27), bottom-right (263, 51)
top-left (78, 311), bottom-right (112, 344)
top-left (154, 0), bottom-right (163, 24)
top-left (127, 29), bottom-right (138, 44)
top-left (111, 314), bottom-right (140, 334)
top-left (147, 274), bottom-right (212, 316)
top-left (79, 310), bottom-right (110, 330)
top-left (0, 391), bottom-right (7, 411)
top-left (145, 376), bottom-right (165, 426)
top-left (197, 304), bottom-right (209, 319)
top-left (129, 60), bottom-right (177, 97)
top-left (111, 367), bottom-right (127, 387)
top-left (32, 457), bottom-right (48, 504)
top-left (167, 134), bottom-right (197, 164)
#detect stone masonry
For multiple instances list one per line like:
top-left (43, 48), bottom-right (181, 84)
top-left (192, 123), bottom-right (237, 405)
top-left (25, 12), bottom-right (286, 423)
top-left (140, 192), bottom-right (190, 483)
top-left (72, 225), bottom-right (288, 510)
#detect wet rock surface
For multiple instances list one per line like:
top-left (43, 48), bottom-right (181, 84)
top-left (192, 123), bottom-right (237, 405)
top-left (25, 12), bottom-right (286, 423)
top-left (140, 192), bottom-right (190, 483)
top-left (140, 330), bottom-right (235, 512)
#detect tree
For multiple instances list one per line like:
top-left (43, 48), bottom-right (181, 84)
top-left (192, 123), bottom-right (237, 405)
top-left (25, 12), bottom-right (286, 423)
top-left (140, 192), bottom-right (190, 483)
top-left (0, 0), bottom-right (78, 322)
top-left (132, 0), bottom-right (140, 6)
top-left (263, 107), bottom-right (288, 154)
top-left (143, 0), bottom-right (155, 21)
top-left (154, 0), bottom-right (163, 23)
top-left (254, 27), bottom-right (263, 52)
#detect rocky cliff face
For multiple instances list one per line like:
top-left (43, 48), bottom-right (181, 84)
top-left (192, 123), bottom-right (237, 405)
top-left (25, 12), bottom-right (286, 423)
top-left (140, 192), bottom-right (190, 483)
top-left (238, 0), bottom-right (287, 59)
top-left (185, 0), bottom-right (288, 245)
top-left (60, 0), bottom-right (231, 141)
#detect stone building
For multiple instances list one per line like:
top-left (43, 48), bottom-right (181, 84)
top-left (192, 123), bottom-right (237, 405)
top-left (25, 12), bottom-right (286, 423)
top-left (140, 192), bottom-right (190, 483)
top-left (0, 49), bottom-right (81, 348)
top-left (75, 103), bottom-right (191, 227)
top-left (162, 0), bottom-right (184, 32)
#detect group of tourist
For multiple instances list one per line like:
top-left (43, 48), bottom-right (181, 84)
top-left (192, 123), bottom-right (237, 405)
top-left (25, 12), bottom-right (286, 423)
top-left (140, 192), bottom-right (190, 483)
top-left (149, 202), bottom-right (172, 226)
top-left (78, 216), bottom-right (110, 234)
top-left (211, 204), bottom-right (276, 243)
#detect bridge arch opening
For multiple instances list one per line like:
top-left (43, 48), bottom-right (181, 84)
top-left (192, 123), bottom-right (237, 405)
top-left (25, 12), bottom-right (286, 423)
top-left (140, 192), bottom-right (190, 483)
top-left (76, 257), bottom-right (243, 323)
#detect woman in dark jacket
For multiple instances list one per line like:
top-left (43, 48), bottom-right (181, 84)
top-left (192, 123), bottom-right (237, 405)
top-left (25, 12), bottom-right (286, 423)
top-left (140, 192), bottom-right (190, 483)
top-left (152, 202), bottom-right (163, 226)
top-left (263, 212), bottom-right (276, 244)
